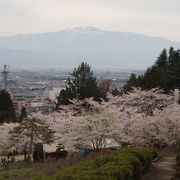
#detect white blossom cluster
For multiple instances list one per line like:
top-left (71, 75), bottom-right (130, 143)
top-left (0, 88), bottom-right (179, 152)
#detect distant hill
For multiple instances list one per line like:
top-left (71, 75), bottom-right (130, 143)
top-left (0, 27), bottom-right (180, 70)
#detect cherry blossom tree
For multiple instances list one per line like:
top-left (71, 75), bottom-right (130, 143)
top-left (0, 88), bottom-right (173, 154)
top-left (106, 87), bottom-right (173, 115)
top-left (62, 110), bottom-right (121, 151)
top-left (0, 86), bottom-right (177, 159)
top-left (130, 104), bottom-right (180, 147)
top-left (32, 88), bottom-right (175, 151)
top-left (32, 112), bottom-right (73, 143)
top-left (155, 104), bottom-right (180, 145)
top-left (58, 98), bottom-right (102, 116)
top-left (0, 123), bottom-right (18, 152)
top-left (10, 117), bottom-right (55, 161)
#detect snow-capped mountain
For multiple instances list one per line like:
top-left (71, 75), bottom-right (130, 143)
top-left (0, 27), bottom-right (179, 69)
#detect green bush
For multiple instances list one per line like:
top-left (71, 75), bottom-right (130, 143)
top-left (94, 162), bottom-right (132, 180)
top-left (125, 147), bottom-right (153, 169)
top-left (55, 161), bottom-right (95, 180)
top-left (35, 147), bottom-right (154, 180)
top-left (95, 156), bottom-right (117, 168)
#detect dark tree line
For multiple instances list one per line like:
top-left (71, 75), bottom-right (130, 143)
top-left (123, 47), bottom-right (180, 92)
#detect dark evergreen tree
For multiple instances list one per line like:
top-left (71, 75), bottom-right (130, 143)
top-left (56, 62), bottom-right (101, 108)
top-left (123, 73), bottom-right (138, 91)
top-left (0, 90), bottom-right (16, 124)
top-left (167, 48), bottom-right (180, 89)
top-left (155, 49), bottom-right (167, 68)
top-left (168, 47), bottom-right (176, 66)
top-left (123, 47), bottom-right (180, 92)
top-left (55, 88), bottom-right (74, 109)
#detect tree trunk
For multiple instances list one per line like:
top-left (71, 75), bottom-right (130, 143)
top-left (28, 123), bottom-right (34, 161)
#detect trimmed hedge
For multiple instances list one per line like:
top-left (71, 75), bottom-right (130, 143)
top-left (33, 147), bottom-right (155, 180)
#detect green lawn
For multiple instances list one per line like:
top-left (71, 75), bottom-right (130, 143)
top-left (0, 168), bottom-right (33, 180)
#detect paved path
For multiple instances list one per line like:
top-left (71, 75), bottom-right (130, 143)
top-left (141, 156), bottom-right (176, 180)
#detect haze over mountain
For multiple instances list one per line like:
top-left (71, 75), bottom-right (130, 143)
top-left (0, 27), bottom-right (180, 70)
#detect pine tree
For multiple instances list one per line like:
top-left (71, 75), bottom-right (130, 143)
top-left (155, 49), bottom-right (167, 68)
top-left (167, 49), bottom-right (180, 89)
top-left (10, 117), bottom-right (55, 161)
top-left (168, 47), bottom-right (175, 66)
top-left (155, 49), bottom-right (168, 90)
top-left (56, 62), bottom-right (101, 108)
top-left (0, 90), bottom-right (16, 124)
top-left (123, 73), bottom-right (138, 91)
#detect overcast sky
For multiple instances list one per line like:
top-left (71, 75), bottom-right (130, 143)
top-left (0, 0), bottom-right (180, 42)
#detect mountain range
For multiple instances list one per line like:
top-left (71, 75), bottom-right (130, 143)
top-left (0, 27), bottom-right (180, 70)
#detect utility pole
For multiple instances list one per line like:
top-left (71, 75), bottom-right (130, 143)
top-left (1, 65), bottom-right (9, 90)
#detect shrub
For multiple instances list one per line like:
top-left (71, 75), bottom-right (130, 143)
top-left (94, 162), bottom-right (132, 180)
top-left (45, 151), bottom-right (67, 160)
top-left (35, 147), bottom-right (154, 180)
top-left (55, 161), bottom-right (95, 180)
top-left (95, 149), bottom-right (142, 179)
top-left (125, 147), bottom-right (153, 169)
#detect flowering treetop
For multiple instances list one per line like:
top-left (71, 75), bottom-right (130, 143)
top-left (106, 87), bottom-right (174, 115)
top-left (0, 88), bottom-right (178, 153)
